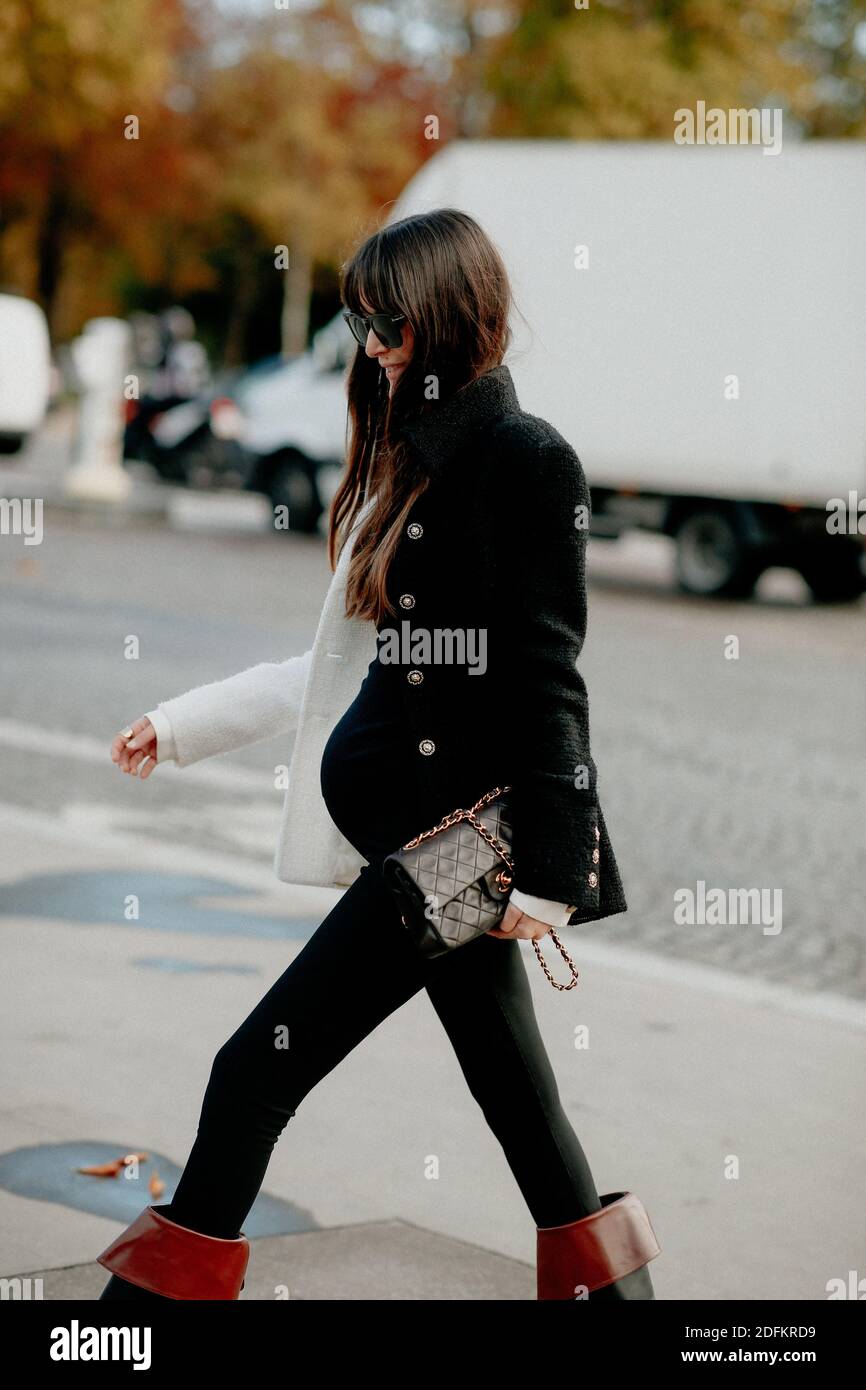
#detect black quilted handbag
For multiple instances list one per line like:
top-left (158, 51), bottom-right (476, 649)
top-left (382, 786), bottom-right (580, 990)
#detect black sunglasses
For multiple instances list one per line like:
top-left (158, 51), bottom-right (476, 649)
top-left (342, 309), bottom-right (407, 349)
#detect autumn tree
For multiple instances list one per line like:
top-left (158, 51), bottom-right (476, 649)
top-left (0, 0), bottom-right (203, 336)
top-left (481, 0), bottom-right (866, 139)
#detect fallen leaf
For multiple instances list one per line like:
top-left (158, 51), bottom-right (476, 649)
top-left (77, 1159), bottom-right (125, 1177)
top-left (77, 1151), bottom-right (149, 1178)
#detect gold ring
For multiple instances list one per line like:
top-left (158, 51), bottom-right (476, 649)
top-left (120, 726), bottom-right (135, 740)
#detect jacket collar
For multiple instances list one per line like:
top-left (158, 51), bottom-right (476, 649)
top-left (398, 363), bottom-right (520, 473)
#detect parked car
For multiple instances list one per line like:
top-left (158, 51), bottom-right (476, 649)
top-left (234, 322), bottom-right (353, 532)
top-left (0, 293), bottom-right (51, 454)
top-left (124, 370), bottom-right (249, 487)
top-left (130, 325), bottom-right (353, 533)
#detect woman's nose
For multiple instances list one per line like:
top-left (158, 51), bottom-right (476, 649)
top-left (365, 329), bottom-right (384, 357)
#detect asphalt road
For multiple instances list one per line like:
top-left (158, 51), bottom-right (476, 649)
top-left (2, 463), bottom-right (864, 998)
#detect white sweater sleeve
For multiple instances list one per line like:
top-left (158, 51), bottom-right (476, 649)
top-left (144, 705), bottom-right (178, 764)
top-left (142, 647), bottom-right (313, 769)
top-left (509, 889), bottom-right (574, 929)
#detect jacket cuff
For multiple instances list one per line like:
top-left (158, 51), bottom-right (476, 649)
top-left (144, 706), bottom-right (177, 764)
top-left (510, 781), bottom-right (602, 915)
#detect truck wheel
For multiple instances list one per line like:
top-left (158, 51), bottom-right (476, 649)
top-left (266, 453), bottom-right (322, 534)
top-left (674, 509), bottom-right (763, 599)
top-left (798, 540), bottom-right (864, 604)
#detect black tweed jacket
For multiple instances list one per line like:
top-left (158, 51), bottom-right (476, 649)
top-left (381, 362), bottom-right (627, 926)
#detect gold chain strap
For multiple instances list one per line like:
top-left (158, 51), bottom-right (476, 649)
top-left (531, 928), bottom-right (580, 992)
top-left (401, 785), bottom-right (511, 855)
top-left (401, 785), bottom-right (580, 992)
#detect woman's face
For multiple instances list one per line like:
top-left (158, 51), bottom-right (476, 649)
top-left (359, 292), bottom-right (414, 395)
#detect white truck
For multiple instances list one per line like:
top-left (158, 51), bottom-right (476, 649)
top-left (241, 140), bottom-right (866, 597)
top-left (390, 139), bottom-right (866, 601)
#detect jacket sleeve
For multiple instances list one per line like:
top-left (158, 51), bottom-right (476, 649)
top-left (142, 648), bottom-right (313, 769)
top-left (487, 424), bottom-right (602, 919)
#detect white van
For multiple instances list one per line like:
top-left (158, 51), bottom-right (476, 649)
top-left (0, 293), bottom-right (52, 454)
top-left (234, 315), bottom-right (355, 531)
top-left (242, 141), bottom-right (866, 598)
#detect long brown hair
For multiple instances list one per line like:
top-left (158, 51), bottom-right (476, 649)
top-left (329, 208), bottom-right (512, 624)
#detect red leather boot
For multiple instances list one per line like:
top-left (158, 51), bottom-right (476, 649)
top-left (96, 1204), bottom-right (250, 1300)
top-left (537, 1191), bottom-right (661, 1300)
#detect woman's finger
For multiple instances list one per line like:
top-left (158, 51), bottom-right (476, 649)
top-left (128, 744), bottom-right (157, 776)
top-left (488, 916), bottom-right (551, 941)
top-left (124, 722), bottom-right (154, 753)
top-left (501, 903), bottom-right (522, 932)
top-left (119, 739), bottom-right (138, 774)
top-left (111, 727), bottom-right (137, 763)
top-left (112, 718), bottom-right (153, 772)
top-left (487, 903), bottom-right (524, 938)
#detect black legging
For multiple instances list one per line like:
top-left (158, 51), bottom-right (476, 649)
top-left (165, 852), bottom-right (602, 1240)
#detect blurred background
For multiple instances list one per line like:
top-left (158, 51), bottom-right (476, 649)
top-left (1, 0), bottom-right (865, 1304)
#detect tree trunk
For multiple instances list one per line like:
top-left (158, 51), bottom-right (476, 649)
top-left (36, 156), bottom-right (68, 337)
top-left (280, 241), bottom-right (312, 360)
top-left (223, 239), bottom-right (258, 368)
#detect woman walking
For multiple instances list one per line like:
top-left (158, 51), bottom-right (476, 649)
top-left (97, 209), bottom-right (660, 1302)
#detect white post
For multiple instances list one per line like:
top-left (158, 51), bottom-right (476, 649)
top-left (65, 317), bottom-right (133, 502)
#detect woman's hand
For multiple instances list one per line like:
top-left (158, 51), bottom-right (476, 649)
top-left (487, 901), bottom-right (550, 941)
top-left (111, 717), bottom-right (159, 780)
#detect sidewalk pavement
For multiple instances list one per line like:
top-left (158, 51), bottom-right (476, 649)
top-left (14, 1221), bottom-right (533, 1301)
top-left (0, 407), bottom-right (178, 524)
top-left (0, 406), bottom-right (281, 536)
top-left (1, 805), bottom-right (864, 1301)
